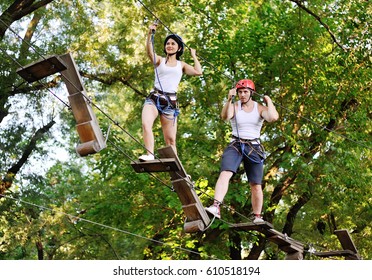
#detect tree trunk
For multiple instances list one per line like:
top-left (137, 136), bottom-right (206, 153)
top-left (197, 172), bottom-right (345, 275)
top-left (0, 119), bottom-right (55, 195)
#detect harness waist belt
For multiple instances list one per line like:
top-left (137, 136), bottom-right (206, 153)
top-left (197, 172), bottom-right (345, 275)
top-left (151, 88), bottom-right (177, 96)
top-left (148, 89), bottom-right (178, 108)
top-left (232, 135), bottom-right (260, 143)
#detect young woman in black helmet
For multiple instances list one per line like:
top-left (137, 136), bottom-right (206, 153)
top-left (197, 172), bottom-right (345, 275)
top-left (139, 23), bottom-right (202, 161)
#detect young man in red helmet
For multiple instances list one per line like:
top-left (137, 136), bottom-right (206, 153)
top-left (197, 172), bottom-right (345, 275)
top-left (206, 79), bottom-right (279, 223)
top-left (139, 23), bottom-right (202, 161)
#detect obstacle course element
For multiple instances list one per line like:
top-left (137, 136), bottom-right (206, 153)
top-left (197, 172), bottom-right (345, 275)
top-left (232, 223), bottom-right (361, 260)
top-left (131, 145), bottom-right (211, 233)
top-left (131, 147), bottom-right (361, 259)
top-left (313, 229), bottom-right (361, 260)
top-left (16, 53), bottom-right (106, 156)
top-left (231, 222), bottom-right (304, 260)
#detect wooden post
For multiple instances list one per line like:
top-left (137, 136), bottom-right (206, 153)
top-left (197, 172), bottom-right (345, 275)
top-left (157, 145), bottom-right (211, 232)
top-left (131, 145), bottom-right (210, 232)
top-left (58, 53), bottom-right (106, 156)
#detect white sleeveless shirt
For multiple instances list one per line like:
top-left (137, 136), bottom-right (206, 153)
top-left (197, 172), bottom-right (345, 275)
top-left (230, 101), bottom-right (264, 140)
top-left (154, 58), bottom-right (183, 93)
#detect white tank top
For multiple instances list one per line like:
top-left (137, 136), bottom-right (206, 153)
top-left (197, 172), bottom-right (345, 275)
top-left (154, 58), bottom-right (183, 93)
top-left (230, 101), bottom-right (264, 140)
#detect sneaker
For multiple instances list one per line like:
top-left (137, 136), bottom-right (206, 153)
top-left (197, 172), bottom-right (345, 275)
top-left (138, 154), bottom-right (155, 161)
top-left (253, 216), bottom-right (265, 223)
top-left (205, 205), bottom-right (221, 219)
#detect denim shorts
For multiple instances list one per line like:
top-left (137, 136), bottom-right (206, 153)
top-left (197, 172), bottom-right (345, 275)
top-left (220, 141), bottom-right (265, 184)
top-left (144, 98), bottom-right (175, 116)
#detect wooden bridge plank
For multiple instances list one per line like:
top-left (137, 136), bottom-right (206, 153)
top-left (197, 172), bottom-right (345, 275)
top-left (172, 178), bottom-right (198, 204)
top-left (313, 250), bottom-right (359, 260)
top-left (157, 145), bottom-right (211, 230)
top-left (231, 222), bottom-right (304, 255)
top-left (16, 55), bottom-right (67, 82)
top-left (230, 222), bottom-right (274, 235)
top-left (67, 92), bottom-right (93, 123)
top-left (17, 52), bottom-right (106, 157)
top-left (158, 146), bottom-right (187, 180)
top-left (131, 158), bottom-right (181, 173)
top-left (59, 53), bottom-right (85, 94)
top-left (334, 229), bottom-right (358, 253)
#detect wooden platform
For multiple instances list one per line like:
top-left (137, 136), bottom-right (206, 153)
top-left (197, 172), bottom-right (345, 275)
top-left (131, 158), bottom-right (181, 173)
top-left (132, 145), bottom-right (211, 233)
top-left (313, 229), bottom-right (361, 260)
top-left (231, 222), bottom-right (304, 258)
top-left (231, 224), bottom-right (361, 260)
top-left (16, 55), bottom-right (67, 82)
top-left (313, 249), bottom-right (359, 259)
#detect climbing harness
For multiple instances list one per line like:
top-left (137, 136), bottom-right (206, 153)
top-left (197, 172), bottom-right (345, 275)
top-left (229, 136), bottom-right (266, 164)
top-left (147, 88), bottom-right (180, 119)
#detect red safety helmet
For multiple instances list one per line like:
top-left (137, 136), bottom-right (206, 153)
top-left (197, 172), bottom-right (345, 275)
top-left (235, 79), bottom-right (255, 91)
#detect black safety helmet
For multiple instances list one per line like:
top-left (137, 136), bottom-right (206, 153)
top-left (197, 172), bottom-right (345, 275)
top-left (163, 34), bottom-right (184, 59)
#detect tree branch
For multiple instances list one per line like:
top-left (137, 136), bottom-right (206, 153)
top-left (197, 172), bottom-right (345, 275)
top-left (0, 119), bottom-right (55, 195)
top-left (80, 71), bottom-right (147, 97)
top-left (290, 0), bottom-right (346, 51)
top-left (0, 0), bottom-right (54, 39)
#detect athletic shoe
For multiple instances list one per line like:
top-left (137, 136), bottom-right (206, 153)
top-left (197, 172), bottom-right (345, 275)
top-left (253, 216), bottom-right (265, 223)
top-left (205, 204), bottom-right (221, 219)
top-left (138, 154), bottom-right (155, 161)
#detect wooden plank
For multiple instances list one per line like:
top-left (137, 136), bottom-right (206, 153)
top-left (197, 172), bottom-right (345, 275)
top-left (59, 53), bottom-right (85, 94)
top-left (16, 55), bottom-right (67, 82)
top-left (131, 159), bottom-right (181, 173)
top-left (185, 201), bottom-right (210, 226)
top-left (230, 222), bottom-right (305, 257)
top-left (278, 244), bottom-right (303, 254)
top-left (334, 229), bottom-right (358, 253)
top-left (59, 53), bottom-right (106, 152)
top-left (157, 145), bottom-right (211, 228)
top-left (184, 220), bottom-right (204, 233)
top-left (76, 140), bottom-right (100, 156)
top-left (314, 250), bottom-right (359, 260)
top-left (172, 178), bottom-right (198, 205)
top-left (285, 252), bottom-right (303, 260)
top-left (158, 146), bottom-right (187, 180)
top-left (230, 222), bottom-right (274, 235)
top-left (182, 203), bottom-right (202, 221)
top-left (76, 121), bottom-right (97, 142)
top-left (268, 234), bottom-right (292, 247)
top-left (268, 229), bottom-right (304, 247)
top-left (16, 52), bottom-right (106, 156)
top-left (67, 92), bottom-right (93, 123)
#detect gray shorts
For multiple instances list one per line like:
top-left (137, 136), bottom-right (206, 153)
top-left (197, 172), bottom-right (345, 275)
top-left (220, 141), bottom-right (265, 184)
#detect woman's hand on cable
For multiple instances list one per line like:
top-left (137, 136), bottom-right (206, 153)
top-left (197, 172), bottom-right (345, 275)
top-left (190, 48), bottom-right (197, 58)
top-left (149, 23), bottom-right (157, 34)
